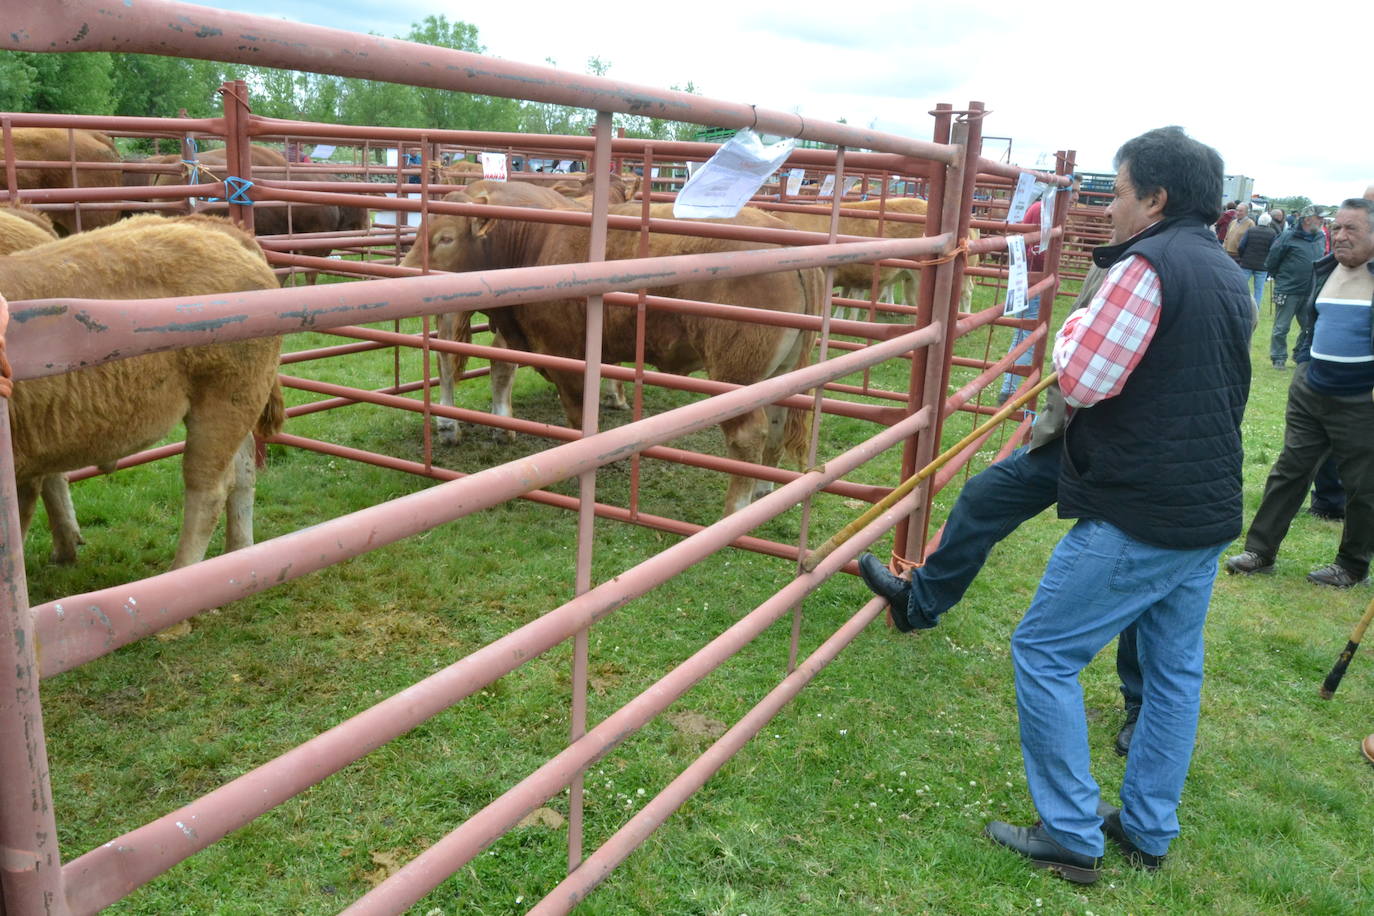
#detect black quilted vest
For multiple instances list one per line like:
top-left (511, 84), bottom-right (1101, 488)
top-left (1057, 218), bottom-right (1252, 549)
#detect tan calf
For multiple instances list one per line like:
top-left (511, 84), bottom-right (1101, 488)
top-left (1, 214), bottom-right (283, 568)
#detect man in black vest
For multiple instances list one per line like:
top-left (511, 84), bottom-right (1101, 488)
top-left (984, 127), bottom-right (1252, 884)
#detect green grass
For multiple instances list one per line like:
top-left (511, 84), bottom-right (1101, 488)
top-left (21, 277), bottom-right (1374, 915)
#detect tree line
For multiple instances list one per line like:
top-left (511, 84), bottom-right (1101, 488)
top-left (0, 15), bottom-right (703, 150)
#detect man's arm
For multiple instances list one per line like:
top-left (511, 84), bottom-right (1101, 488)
top-left (1052, 254), bottom-right (1162, 408)
top-left (1264, 234), bottom-right (1287, 275)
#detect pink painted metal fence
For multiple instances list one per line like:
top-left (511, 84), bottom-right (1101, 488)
top-left (0, 1), bottom-right (1074, 912)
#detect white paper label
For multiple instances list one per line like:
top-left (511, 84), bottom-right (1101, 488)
top-left (1036, 189), bottom-right (1055, 254)
top-left (480, 152), bottom-right (508, 182)
top-left (673, 129), bottom-right (796, 218)
top-left (785, 168), bottom-right (804, 196)
top-left (817, 174), bottom-right (836, 198)
top-left (1003, 234), bottom-right (1029, 316)
top-left (1006, 172), bottom-right (1045, 224)
top-left (310, 144), bottom-right (335, 160)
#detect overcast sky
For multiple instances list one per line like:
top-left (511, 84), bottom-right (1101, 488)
top-left (211, 0), bottom-right (1366, 206)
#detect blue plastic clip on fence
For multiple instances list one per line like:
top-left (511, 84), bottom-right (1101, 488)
top-left (212, 176), bottom-right (255, 205)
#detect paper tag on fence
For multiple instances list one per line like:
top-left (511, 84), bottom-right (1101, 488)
top-left (1036, 188), bottom-right (1056, 253)
top-left (673, 129), bottom-right (795, 218)
top-left (820, 176), bottom-right (858, 198)
top-left (480, 152), bottom-right (508, 182)
top-left (1006, 172), bottom-right (1046, 224)
top-left (1003, 234), bottom-right (1029, 316)
top-left (785, 168), bottom-right (804, 196)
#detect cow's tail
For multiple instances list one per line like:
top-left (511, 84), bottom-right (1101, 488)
top-left (781, 268), bottom-right (823, 467)
top-left (256, 377), bottom-right (286, 439)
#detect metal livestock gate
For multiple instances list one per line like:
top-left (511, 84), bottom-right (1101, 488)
top-left (0, 1), bottom-right (1074, 912)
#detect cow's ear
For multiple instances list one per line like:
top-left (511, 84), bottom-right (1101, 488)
top-left (469, 191), bottom-right (497, 239)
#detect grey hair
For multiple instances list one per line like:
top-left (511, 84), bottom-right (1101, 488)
top-left (1339, 198), bottom-right (1374, 224)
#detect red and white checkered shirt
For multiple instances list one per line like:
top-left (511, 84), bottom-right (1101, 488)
top-left (1052, 253), bottom-right (1162, 408)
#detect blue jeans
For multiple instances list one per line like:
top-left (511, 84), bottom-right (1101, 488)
top-left (1011, 519), bottom-right (1225, 858)
top-left (909, 446), bottom-right (1141, 708)
top-left (1244, 269), bottom-right (1267, 307)
top-left (1000, 293), bottom-right (1042, 399)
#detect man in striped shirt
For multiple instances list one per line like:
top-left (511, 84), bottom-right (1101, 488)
top-left (1226, 198), bottom-right (1374, 588)
top-left (985, 127), bottom-right (1252, 884)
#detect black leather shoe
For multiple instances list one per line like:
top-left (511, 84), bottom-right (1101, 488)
top-left (1114, 705), bottom-right (1140, 758)
top-left (984, 821), bottom-right (1101, 884)
top-left (1307, 563), bottom-right (1367, 588)
top-left (1224, 550), bottom-right (1275, 575)
top-left (1306, 506), bottom-right (1345, 522)
top-left (858, 553), bottom-right (915, 631)
top-left (1096, 801), bottom-right (1166, 871)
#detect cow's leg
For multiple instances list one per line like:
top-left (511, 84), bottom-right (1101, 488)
top-left (602, 378), bottom-right (630, 411)
top-left (548, 369), bottom-right (589, 429)
top-left (174, 391), bottom-right (269, 569)
top-left (41, 474), bottom-right (84, 564)
top-left (488, 329), bottom-right (518, 442)
top-left (222, 435), bottom-right (257, 554)
top-left (435, 311), bottom-right (472, 445)
top-left (720, 408), bottom-right (770, 515)
top-left (753, 404), bottom-right (791, 501)
top-left (17, 478), bottom-right (38, 539)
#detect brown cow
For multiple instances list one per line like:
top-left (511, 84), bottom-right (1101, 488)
top-left (432, 159), bottom-right (484, 184)
top-left (403, 182), bottom-right (824, 515)
top-left (772, 197), bottom-right (978, 313)
top-left (1, 213), bottom-right (284, 568)
top-left (0, 202), bottom-right (57, 254)
top-left (7, 127), bottom-right (123, 235)
top-left (421, 179), bottom-right (641, 442)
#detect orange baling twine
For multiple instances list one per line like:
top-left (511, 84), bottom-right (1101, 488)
top-left (906, 235), bottom-right (970, 269)
top-left (800, 371), bottom-right (1056, 573)
top-left (0, 294), bottom-right (12, 399)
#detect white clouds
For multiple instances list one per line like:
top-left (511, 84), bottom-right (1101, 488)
top-left (206, 1), bottom-right (1369, 204)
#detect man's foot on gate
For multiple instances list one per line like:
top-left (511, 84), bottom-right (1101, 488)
top-left (858, 553), bottom-right (914, 631)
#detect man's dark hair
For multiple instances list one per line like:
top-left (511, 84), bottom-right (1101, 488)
top-left (1113, 126), bottom-right (1224, 224)
top-left (1338, 198), bottom-right (1374, 225)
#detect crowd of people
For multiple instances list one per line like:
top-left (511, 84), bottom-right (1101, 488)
top-left (854, 127), bottom-right (1374, 884)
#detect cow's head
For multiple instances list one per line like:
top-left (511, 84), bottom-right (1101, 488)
top-left (402, 189), bottom-right (497, 273)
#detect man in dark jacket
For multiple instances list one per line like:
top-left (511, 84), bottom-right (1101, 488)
top-left (1228, 198), bottom-right (1374, 588)
top-left (1264, 207), bottom-right (1327, 369)
top-left (1238, 210), bottom-right (1280, 309)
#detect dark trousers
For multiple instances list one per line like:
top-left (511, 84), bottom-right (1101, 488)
top-left (1310, 455), bottom-right (1346, 516)
top-left (1244, 365), bottom-right (1374, 577)
top-left (910, 444), bottom-right (1142, 709)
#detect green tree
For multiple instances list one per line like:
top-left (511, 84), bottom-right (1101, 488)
top-left (108, 54), bottom-right (232, 119)
top-left (22, 53), bottom-right (116, 114)
top-left (401, 16), bottom-right (522, 132)
top-left (1271, 195), bottom-right (1313, 215)
top-left (0, 52), bottom-right (39, 110)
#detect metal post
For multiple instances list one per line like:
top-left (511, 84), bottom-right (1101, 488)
top-left (892, 103), bottom-right (952, 564)
top-left (898, 103), bottom-right (981, 565)
top-left (567, 109), bottom-right (614, 873)
top-left (0, 390), bottom-right (67, 915)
